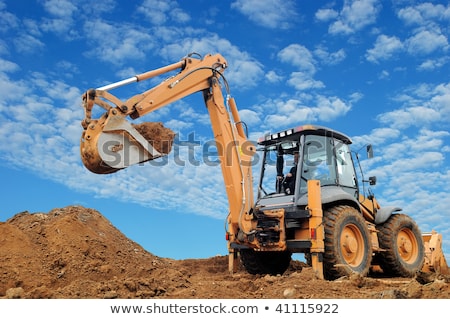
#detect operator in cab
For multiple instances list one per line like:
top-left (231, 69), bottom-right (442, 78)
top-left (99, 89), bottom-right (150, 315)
top-left (277, 151), bottom-right (299, 195)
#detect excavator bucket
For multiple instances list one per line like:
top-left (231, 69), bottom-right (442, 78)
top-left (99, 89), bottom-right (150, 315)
top-left (80, 108), bottom-right (175, 174)
top-left (421, 231), bottom-right (449, 275)
top-left (80, 54), bottom-right (224, 175)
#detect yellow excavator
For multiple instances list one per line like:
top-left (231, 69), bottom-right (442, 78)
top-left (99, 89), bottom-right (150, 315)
top-left (80, 53), bottom-right (448, 279)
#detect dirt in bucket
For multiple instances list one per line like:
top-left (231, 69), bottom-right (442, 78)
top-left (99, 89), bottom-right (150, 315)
top-left (132, 122), bottom-right (176, 155)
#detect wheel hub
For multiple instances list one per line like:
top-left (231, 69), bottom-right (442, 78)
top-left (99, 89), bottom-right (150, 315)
top-left (399, 237), bottom-right (412, 254)
top-left (340, 224), bottom-right (364, 266)
top-left (397, 228), bottom-right (418, 263)
top-left (343, 236), bottom-right (358, 254)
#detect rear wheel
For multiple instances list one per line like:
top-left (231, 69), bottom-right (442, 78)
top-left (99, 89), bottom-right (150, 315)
top-left (240, 250), bottom-right (292, 275)
top-left (376, 214), bottom-right (424, 277)
top-left (323, 205), bottom-right (372, 280)
top-left (304, 252), bottom-right (312, 266)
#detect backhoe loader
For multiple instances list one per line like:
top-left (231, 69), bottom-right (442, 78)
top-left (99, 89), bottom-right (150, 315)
top-left (80, 53), bottom-right (448, 279)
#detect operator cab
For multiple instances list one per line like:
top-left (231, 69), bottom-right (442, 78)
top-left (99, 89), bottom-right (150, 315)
top-left (256, 124), bottom-right (359, 209)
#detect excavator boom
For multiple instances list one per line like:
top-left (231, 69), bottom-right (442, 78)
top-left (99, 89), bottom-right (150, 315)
top-left (80, 53), bottom-right (256, 249)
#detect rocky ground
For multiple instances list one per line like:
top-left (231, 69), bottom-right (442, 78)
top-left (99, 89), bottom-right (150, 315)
top-left (1, 205), bottom-right (449, 299)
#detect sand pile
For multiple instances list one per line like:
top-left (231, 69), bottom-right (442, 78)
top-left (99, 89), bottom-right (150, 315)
top-left (1, 205), bottom-right (449, 299)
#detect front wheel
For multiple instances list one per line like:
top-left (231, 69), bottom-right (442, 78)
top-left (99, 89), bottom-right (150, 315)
top-left (376, 214), bottom-right (424, 277)
top-left (323, 205), bottom-right (373, 280)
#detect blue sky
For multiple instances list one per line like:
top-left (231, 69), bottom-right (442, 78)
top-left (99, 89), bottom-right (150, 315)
top-left (0, 0), bottom-right (449, 261)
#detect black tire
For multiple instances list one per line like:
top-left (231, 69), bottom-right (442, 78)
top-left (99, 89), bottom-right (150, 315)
top-left (323, 205), bottom-right (372, 280)
top-left (304, 252), bottom-right (312, 266)
top-left (376, 214), bottom-right (424, 277)
top-left (240, 250), bottom-right (292, 275)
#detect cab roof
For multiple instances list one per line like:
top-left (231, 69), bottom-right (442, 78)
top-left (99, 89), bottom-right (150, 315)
top-left (257, 124), bottom-right (352, 146)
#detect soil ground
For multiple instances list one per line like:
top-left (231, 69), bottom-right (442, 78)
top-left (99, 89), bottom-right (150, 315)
top-left (1, 205), bottom-right (449, 299)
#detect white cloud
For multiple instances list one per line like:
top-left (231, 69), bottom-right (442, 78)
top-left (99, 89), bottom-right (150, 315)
top-left (262, 99), bottom-right (308, 126)
top-left (352, 127), bottom-right (401, 147)
top-left (397, 6), bottom-right (424, 26)
top-left (405, 29), bottom-right (448, 56)
top-left (377, 106), bottom-right (441, 129)
top-left (277, 44), bottom-right (327, 91)
top-left (0, 40), bottom-right (7, 55)
top-left (314, 47), bottom-right (346, 65)
top-left (278, 44), bottom-right (316, 74)
top-left (80, 0), bottom-right (116, 16)
top-left (0, 72), bottom-right (28, 101)
top-left (239, 109), bottom-right (260, 126)
top-left (171, 8), bottom-right (190, 23)
top-left (432, 83), bottom-right (450, 115)
top-left (315, 95), bottom-right (353, 121)
top-left (83, 20), bottom-right (156, 65)
top-left (137, 0), bottom-right (190, 25)
top-left (315, 8), bottom-right (338, 22)
top-left (165, 119), bottom-right (193, 131)
top-left (265, 109), bottom-right (313, 128)
top-left (42, 0), bottom-right (77, 17)
top-left (228, 59), bottom-right (264, 89)
top-left (108, 155), bottom-right (229, 219)
top-left (397, 3), bottom-right (450, 26)
top-left (140, 0), bottom-right (170, 25)
top-left (328, 0), bottom-right (382, 35)
top-left (377, 129), bottom-right (449, 164)
top-left (391, 2), bottom-right (450, 71)
top-left (37, 0), bottom-right (80, 38)
top-left (378, 70), bottom-right (389, 80)
top-left (287, 72), bottom-right (324, 91)
top-left (0, 76), bottom-right (83, 183)
top-left (389, 151), bottom-right (444, 172)
top-left (366, 34), bottom-right (403, 63)
top-left (417, 57), bottom-right (450, 71)
top-left (231, 0), bottom-right (297, 29)
top-left (13, 33), bottom-right (45, 54)
top-left (378, 82), bottom-right (450, 128)
top-left (262, 94), bottom-right (353, 128)
top-left (0, 8), bottom-right (19, 32)
top-left (265, 70), bottom-right (283, 83)
top-left (0, 57), bottom-right (19, 72)
top-left (410, 129), bottom-right (450, 151)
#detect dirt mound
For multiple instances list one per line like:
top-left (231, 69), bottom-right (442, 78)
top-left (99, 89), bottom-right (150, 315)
top-left (1, 206), bottom-right (449, 299)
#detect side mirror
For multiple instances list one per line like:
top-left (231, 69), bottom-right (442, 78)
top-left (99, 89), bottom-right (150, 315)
top-left (366, 144), bottom-right (373, 159)
top-left (369, 176), bottom-right (377, 185)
